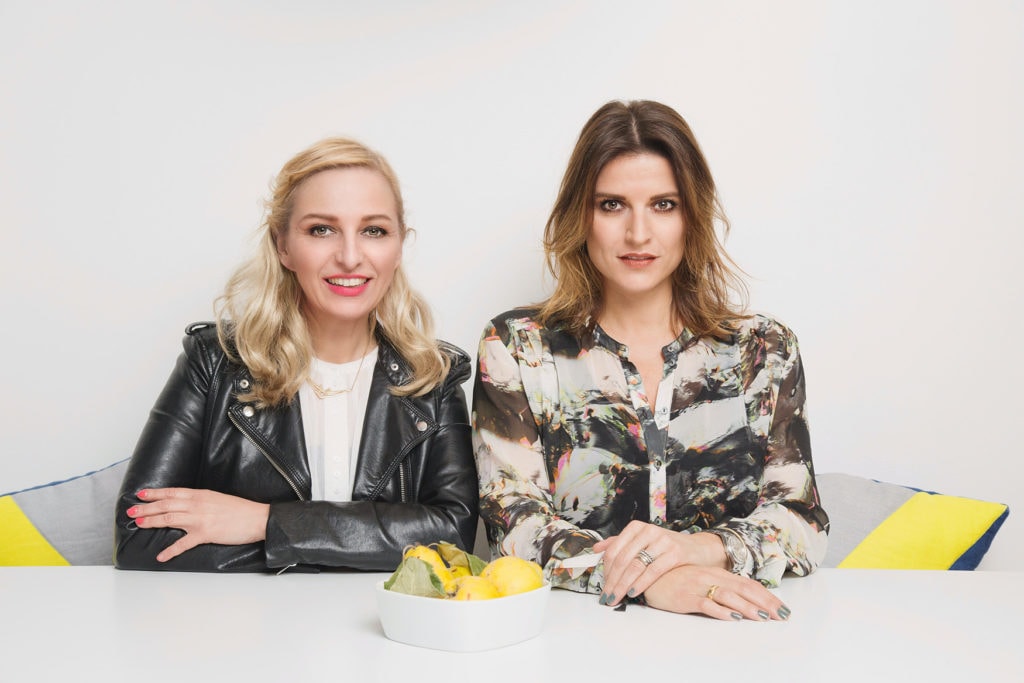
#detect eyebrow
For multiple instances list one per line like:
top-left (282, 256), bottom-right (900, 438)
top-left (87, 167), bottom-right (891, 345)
top-left (594, 191), bottom-right (681, 201)
top-left (297, 212), bottom-right (395, 223)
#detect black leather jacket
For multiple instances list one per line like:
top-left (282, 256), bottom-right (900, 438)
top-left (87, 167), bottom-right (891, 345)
top-left (114, 323), bottom-right (478, 572)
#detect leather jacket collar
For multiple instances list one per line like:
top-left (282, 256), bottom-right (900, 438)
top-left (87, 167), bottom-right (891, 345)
top-left (224, 331), bottom-right (439, 503)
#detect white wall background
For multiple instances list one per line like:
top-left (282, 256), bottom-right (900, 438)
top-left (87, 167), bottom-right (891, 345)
top-left (2, 0), bottom-right (1021, 569)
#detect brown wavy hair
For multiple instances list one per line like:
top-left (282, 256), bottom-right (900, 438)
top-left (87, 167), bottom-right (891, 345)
top-left (215, 137), bottom-right (449, 406)
top-left (538, 100), bottom-right (747, 338)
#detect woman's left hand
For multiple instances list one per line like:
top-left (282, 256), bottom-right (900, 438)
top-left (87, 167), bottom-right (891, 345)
top-left (126, 488), bottom-right (270, 563)
top-left (593, 520), bottom-right (729, 606)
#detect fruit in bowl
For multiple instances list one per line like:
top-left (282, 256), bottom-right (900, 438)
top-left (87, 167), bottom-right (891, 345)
top-left (376, 542), bottom-right (551, 651)
top-left (385, 542), bottom-right (544, 600)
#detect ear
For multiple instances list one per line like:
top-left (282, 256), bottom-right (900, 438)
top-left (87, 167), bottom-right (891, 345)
top-left (275, 231), bottom-right (294, 270)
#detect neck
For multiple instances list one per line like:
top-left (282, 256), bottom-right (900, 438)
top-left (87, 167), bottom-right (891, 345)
top-left (597, 289), bottom-right (680, 347)
top-left (306, 315), bottom-right (375, 364)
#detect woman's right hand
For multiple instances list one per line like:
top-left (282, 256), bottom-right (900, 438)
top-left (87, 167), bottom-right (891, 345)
top-left (640, 564), bottom-right (791, 622)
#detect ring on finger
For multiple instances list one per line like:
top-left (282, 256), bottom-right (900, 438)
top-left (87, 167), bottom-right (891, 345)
top-left (636, 548), bottom-right (656, 567)
top-left (706, 584), bottom-right (720, 601)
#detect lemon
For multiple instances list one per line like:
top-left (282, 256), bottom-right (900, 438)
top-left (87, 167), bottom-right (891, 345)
top-left (452, 575), bottom-right (501, 601)
top-left (481, 556), bottom-right (544, 596)
top-left (404, 545), bottom-right (456, 593)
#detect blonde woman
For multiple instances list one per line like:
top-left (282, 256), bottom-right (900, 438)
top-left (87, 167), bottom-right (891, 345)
top-left (473, 101), bottom-right (828, 619)
top-left (116, 138), bottom-right (477, 572)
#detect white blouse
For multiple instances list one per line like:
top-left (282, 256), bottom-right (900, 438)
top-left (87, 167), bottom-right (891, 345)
top-left (297, 347), bottom-right (378, 502)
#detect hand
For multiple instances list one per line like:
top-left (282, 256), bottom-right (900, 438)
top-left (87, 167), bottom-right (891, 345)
top-left (126, 488), bottom-right (270, 563)
top-left (593, 521), bottom-right (727, 606)
top-left (642, 564), bottom-right (791, 621)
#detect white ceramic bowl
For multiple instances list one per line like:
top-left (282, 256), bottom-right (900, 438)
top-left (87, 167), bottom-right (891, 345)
top-left (375, 580), bottom-right (551, 652)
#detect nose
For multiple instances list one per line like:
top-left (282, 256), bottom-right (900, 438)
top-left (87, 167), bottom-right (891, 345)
top-left (334, 233), bottom-right (363, 270)
top-left (625, 209), bottom-right (651, 244)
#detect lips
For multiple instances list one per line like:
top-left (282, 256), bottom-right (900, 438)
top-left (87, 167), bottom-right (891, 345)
top-left (324, 275), bottom-right (371, 297)
top-left (619, 253), bottom-right (656, 267)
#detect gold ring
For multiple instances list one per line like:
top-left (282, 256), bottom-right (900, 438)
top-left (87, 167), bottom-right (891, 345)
top-left (706, 584), bottom-right (719, 600)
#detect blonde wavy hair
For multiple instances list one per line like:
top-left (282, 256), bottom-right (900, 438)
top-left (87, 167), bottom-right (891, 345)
top-left (539, 100), bottom-right (748, 339)
top-left (215, 137), bottom-right (449, 406)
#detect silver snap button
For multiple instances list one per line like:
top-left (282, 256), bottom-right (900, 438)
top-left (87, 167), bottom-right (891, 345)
top-left (415, 420), bottom-right (428, 432)
top-left (390, 363), bottom-right (399, 371)
top-left (238, 379), bottom-right (250, 390)
top-left (242, 406), bottom-right (255, 418)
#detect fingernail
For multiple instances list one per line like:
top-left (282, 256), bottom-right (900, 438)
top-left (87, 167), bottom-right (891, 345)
top-left (778, 606), bottom-right (791, 620)
top-left (606, 593), bottom-right (616, 605)
top-left (627, 588), bottom-right (636, 597)
top-left (137, 490), bottom-right (148, 499)
top-left (757, 609), bottom-right (770, 621)
top-left (730, 612), bottom-right (743, 621)
top-left (135, 517), bottom-right (146, 526)
top-left (126, 506), bottom-right (138, 517)
top-left (599, 593), bottom-right (608, 605)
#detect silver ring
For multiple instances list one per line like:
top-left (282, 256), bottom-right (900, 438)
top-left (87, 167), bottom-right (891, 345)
top-left (637, 548), bottom-right (655, 567)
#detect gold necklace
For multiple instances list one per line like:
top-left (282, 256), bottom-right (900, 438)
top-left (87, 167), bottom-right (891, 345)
top-left (307, 345), bottom-right (370, 399)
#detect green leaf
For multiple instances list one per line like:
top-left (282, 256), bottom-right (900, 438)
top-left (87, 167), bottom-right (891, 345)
top-left (384, 557), bottom-right (446, 598)
top-left (436, 541), bottom-right (489, 576)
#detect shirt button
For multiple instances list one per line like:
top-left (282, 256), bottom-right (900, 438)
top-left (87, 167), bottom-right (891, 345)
top-left (242, 406), bottom-right (255, 418)
top-left (628, 376), bottom-right (639, 385)
top-left (654, 517), bottom-right (664, 526)
top-left (654, 460), bottom-right (663, 469)
top-left (416, 420), bottom-right (428, 432)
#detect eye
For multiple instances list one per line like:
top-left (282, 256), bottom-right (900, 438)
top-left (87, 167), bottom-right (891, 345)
top-left (362, 225), bottom-right (388, 238)
top-left (598, 199), bottom-right (622, 212)
top-left (308, 224), bottom-right (333, 237)
top-left (653, 199), bottom-right (678, 212)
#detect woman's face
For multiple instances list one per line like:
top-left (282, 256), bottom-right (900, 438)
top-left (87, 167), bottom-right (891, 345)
top-left (277, 167), bottom-right (402, 333)
top-left (586, 153), bottom-right (685, 306)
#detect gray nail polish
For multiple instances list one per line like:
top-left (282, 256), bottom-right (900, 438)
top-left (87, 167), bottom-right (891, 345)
top-left (627, 588), bottom-right (636, 597)
top-left (599, 593), bottom-right (608, 605)
top-left (757, 610), bottom-right (770, 620)
top-left (730, 612), bottom-right (743, 620)
top-left (606, 593), bottom-right (616, 604)
top-left (778, 605), bottom-right (791, 620)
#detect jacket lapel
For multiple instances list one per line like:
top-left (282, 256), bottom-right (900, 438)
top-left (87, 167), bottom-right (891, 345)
top-left (351, 341), bottom-right (438, 501)
top-left (227, 384), bottom-right (312, 501)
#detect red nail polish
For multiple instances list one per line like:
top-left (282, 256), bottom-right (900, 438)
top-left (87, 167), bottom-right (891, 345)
top-left (127, 506), bottom-right (138, 517)
top-left (136, 517), bottom-right (145, 526)
top-left (137, 489), bottom-right (148, 499)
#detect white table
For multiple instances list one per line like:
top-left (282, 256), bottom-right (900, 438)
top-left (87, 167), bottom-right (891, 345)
top-left (0, 567), bottom-right (1020, 682)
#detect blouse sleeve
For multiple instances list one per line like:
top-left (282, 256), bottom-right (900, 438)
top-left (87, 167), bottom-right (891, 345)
top-left (711, 325), bottom-right (830, 586)
top-left (472, 317), bottom-right (603, 592)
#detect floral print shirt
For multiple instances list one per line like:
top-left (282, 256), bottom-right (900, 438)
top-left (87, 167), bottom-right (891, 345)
top-left (472, 308), bottom-right (829, 592)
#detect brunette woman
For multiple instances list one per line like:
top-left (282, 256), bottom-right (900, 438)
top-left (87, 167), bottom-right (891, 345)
top-left (473, 101), bottom-right (828, 619)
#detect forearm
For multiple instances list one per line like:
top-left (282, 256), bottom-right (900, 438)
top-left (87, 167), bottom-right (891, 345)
top-left (264, 498), bottom-right (474, 570)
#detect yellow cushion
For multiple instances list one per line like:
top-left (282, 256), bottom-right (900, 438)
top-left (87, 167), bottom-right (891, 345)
top-left (0, 496), bottom-right (69, 566)
top-left (818, 473), bottom-right (1009, 570)
top-left (839, 492), bottom-right (1009, 570)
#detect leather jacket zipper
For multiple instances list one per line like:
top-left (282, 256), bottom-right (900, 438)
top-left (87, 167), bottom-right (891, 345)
top-left (228, 410), bottom-right (306, 501)
top-left (399, 461), bottom-right (408, 503)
